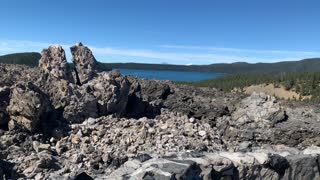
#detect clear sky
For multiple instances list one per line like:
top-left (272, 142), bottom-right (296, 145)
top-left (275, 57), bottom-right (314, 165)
top-left (0, 0), bottom-right (320, 65)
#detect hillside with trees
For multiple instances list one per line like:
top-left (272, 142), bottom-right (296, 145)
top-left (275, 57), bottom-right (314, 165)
top-left (184, 72), bottom-right (320, 102)
top-left (0, 52), bottom-right (41, 67)
top-left (100, 58), bottom-right (320, 74)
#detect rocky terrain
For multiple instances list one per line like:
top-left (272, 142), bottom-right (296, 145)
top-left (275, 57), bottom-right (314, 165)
top-left (0, 43), bottom-right (320, 180)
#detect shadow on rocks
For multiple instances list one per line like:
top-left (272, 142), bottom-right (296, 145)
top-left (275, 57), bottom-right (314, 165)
top-left (0, 159), bottom-right (19, 179)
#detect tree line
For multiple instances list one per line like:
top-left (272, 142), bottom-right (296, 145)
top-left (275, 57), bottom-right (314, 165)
top-left (184, 71), bottom-right (320, 102)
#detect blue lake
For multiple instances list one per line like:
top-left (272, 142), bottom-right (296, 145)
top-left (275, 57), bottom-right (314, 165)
top-left (118, 68), bottom-right (224, 82)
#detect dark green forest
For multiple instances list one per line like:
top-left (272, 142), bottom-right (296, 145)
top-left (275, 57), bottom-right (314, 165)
top-left (183, 72), bottom-right (320, 102)
top-left (0, 52), bottom-right (41, 67)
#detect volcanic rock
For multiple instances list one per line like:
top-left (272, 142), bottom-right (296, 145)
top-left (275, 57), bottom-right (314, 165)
top-left (1, 43), bottom-right (320, 179)
top-left (84, 71), bottom-right (130, 116)
top-left (232, 92), bottom-right (287, 127)
top-left (70, 42), bottom-right (98, 85)
top-left (63, 94), bottom-right (99, 123)
top-left (0, 86), bottom-right (10, 126)
top-left (6, 82), bottom-right (52, 132)
top-left (38, 45), bottom-right (69, 80)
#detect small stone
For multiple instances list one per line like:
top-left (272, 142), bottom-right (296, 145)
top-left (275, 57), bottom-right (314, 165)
top-left (189, 117), bottom-right (196, 123)
top-left (148, 128), bottom-right (155, 134)
top-left (36, 152), bottom-right (54, 169)
top-left (37, 144), bottom-right (50, 152)
top-left (49, 137), bottom-right (56, 143)
top-left (55, 140), bottom-right (68, 154)
top-left (23, 166), bottom-right (35, 174)
top-left (33, 141), bottom-right (40, 152)
top-left (71, 135), bottom-right (81, 144)
top-left (86, 117), bottom-right (96, 125)
top-left (198, 130), bottom-right (207, 137)
top-left (34, 173), bottom-right (43, 180)
top-left (72, 154), bottom-right (83, 164)
top-left (92, 135), bottom-right (99, 142)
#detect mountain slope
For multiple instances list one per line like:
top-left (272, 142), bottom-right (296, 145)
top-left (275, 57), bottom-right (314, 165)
top-left (0, 52), bottom-right (41, 67)
top-left (100, 58), bottom-right (320, 74)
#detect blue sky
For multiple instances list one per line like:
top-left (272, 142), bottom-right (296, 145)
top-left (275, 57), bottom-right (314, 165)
top-left (0, 0), bottom-right (320, 65)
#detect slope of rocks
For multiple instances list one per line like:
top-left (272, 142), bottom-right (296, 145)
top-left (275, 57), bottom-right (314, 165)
top-left (0, 43), bottom-right (319, 179)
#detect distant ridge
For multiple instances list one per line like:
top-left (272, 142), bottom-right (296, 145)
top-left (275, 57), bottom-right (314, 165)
top-left (0, 52), bottom-right (41, 67)
top-left (1, 52), bottom-right (320, 74)
top-left (99, 58), bottom-right (320, 74)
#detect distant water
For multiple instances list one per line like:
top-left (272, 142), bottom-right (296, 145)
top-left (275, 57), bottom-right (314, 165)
top-left (118, 68), bottom-right (223, 82)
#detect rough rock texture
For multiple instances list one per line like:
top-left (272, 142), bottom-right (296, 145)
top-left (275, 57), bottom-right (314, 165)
top-left (63, 93), bottom-right (98, 123)
top-left (231, 92), bottom-right (287, 127)
top-left (0, 43), bottom-right (320, 179)
top-left (70, 42), bottom-right (98, 85)
top-left (35, 43), bottom-right (133, 123)
top-left (0, 86), bottom-right (10, 126)
top-left (84, 70), bottom-right (130, 116)
top-left (6, 82), bottom-right (52, 132)
top-left (163, 83), bottom-right (232, 121)
top-left (108, 151), bottom-right (320, 180)
top-left (38, 45), bottom-right (69, 80)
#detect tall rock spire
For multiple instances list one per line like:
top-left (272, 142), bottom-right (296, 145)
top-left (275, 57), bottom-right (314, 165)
top-left (70, 42), bottom-right (98, 85)
top-left (38, 45), bottom-right (69, 80)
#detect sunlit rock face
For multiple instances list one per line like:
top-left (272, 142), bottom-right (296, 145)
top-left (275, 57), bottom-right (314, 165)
top-left (38, 45), bottom-right (69, 80)
top-left (70, 42), bottom-right (98, 85)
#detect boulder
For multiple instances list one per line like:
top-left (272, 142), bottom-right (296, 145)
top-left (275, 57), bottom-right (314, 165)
top-left (6, 82), bottom-right (52, 132)
top-left (70, 42), bottom-right (98, 85)
top-left (232, 92), bottom-right (287, 127)
top-left (36, 77), bottom-right (75, 109)
top-left (283, 155), bottom-right (320, 180)
top-left (84, 71), bottom-right (130, 116)
top-left (63, 94), bottom-right (98, 123)
top-left (38, 45), bottom-right (69, 80)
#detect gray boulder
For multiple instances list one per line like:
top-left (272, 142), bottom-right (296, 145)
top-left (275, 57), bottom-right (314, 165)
top-left (84, 71), bottom-right (130, 116)
top-left (70, 42), bottom-right (98, 85)
top-left (63, 94), bottom-right (98, 123)
top-left (6, 82), bottom-right (52, 132)
top-left (232, 92), bottom-right (287, 127)
top-left (283, 154), bottom-right (320, 180)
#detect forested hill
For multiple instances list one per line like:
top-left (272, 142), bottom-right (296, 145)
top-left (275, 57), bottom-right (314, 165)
top-left (1, 52), bottom-right (320, 74)
top-left (0, 52), bottom-right (41, 67)
top-left (100, 58), bottom-right (320, 74)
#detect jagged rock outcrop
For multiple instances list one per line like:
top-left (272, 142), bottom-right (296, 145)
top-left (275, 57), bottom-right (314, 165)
top-left (70, 42), bottom-right (98, 85)
top-left (231, 92), bottom-right (287, 127)
top-left (0, 64), bottom-right (39, 87)
top-left (63, 94), bottom-right (98, 123)
top-left (38, 45), bottom-right (69, 80)
top-left (36, 43), bottom-right (134, 123)
top-left (36, 77), bottom-right (75, 109)
top-left (217, 92), bottom-right (320, 150)
top-left (6, 82), bottom-right (52, 132)
top-left (163, 83), bottom-right (232, 121)
top-left (84, 70), bottom-right (130, 116)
